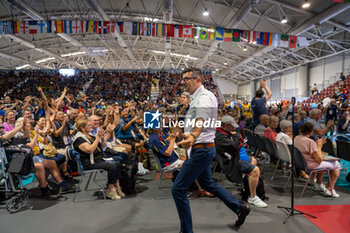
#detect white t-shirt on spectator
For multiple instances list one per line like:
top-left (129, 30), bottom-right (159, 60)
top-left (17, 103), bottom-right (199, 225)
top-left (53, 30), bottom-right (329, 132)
top-left (276, 132), bottom-right (292, 145)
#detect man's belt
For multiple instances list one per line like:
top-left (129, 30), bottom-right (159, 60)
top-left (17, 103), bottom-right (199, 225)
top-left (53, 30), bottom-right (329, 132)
top-left (192, 143), bottom-right (215, 149)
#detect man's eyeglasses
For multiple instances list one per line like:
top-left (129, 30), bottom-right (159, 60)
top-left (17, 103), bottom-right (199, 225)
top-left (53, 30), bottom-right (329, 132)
top-left (182, 77), bottom-right (197, 81)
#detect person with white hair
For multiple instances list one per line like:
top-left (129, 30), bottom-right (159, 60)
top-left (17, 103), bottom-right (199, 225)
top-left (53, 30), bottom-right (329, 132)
top-left (276, 120), bottom-right (293, 145)
top-left (306, 109), bottom-right (334, 140)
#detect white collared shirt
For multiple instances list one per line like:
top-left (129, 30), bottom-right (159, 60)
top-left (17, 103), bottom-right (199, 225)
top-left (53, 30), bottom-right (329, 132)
top-left (184, 85), bottom-right (217, 144)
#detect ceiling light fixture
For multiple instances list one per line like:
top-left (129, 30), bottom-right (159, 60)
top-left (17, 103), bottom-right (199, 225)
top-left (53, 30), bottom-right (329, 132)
top-left (16, 64), bottom-right (31, 70)
top-left (35, 57), bottom-right (55, 64)
top-left (281, 16), bottom-right (288, 24)
top-left (302, 0), bottom-right (310, 8)
top-left (224, 61), bottom-right (228, 66)
top-left (203, 8), bottom-right (209, 16)
top-left (243, 46), bottom-right (247, 51)
top-left (61, 51), bottom-right (86, 57)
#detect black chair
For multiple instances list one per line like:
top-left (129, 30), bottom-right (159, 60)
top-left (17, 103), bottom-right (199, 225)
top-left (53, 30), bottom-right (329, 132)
top-left (322, 138), bottom-right (336, 157)
top-left (292, 147), bottom-right (333, 198)
top-left (255, 134), bottom-right (266, 152)
top-left (262, 136), bottom-right (277, 159)
top-left (213, 152), bottom-right (228, 182)
top-left (336, 140), bottom-right (350, 161)
top-left (245, 130), bottom-right (256, 148)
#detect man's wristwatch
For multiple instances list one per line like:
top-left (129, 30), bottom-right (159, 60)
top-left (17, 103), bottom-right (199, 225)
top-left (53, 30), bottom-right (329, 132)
top-left (190, 133), bottom-right (197, 140)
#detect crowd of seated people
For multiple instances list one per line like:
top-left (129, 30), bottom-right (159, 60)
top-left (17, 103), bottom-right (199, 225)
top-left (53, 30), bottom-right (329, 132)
top-left (0, 68), bottom-right (348, 207)
top-left (0, 70), bottom-right (221, 202)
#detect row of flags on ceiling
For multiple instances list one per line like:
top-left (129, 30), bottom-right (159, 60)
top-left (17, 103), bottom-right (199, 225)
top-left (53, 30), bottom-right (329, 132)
top-left (332, 0), bottom-right (350, 2)
top-left (0, 20), bottom-right (307, 49)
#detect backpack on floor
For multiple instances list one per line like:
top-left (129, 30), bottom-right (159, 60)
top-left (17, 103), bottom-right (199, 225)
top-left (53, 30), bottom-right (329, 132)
top-left (120, 154), bottom-right (137, 195)
top-left (241, 175), bottom-right (268, 202)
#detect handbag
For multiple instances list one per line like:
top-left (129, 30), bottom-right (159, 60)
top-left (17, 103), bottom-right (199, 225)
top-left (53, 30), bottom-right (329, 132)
top-left (43, 143), bottom-right (57, 158)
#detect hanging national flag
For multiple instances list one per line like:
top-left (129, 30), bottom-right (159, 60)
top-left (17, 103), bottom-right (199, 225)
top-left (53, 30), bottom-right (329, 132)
top-left (249, 31), bottom-right (256, 44)
top-left (199, 27), bottom-right (208, 39)
top-left (224, 29), bottom-right (232, 41)
top-left (124, 22), bottom-right (133, 35)
top-left (240, 30), bottom-right (249, 42)
top-left (272, 34), bottom-right (280, 47)
top-left (256, 32), bottom-right (264, 45)
top-left (215, 27), bottom-right (224, 41)
top-left (132, 22), bottom-right (140, 35)
top-left (208, 27), bottom-right (215, 40)
top-left (232, 29), bottom-right (241, 42)
top-left (156, 23), bottom-right (164, 37)
top-left (14, 21), bottom-right (29, 34)
top-left (289, 35), bottom-right (297, 48)
top-left (151, 23), bottom-right (157, 36)
top-left (72, 20), bottom-right (82, 34)
top-left (54, 20), bottom-right (64, 33)
top-left (332, 0), bottom-right (350, 2)
top-left (139, 22), bottom-right (145, 35)
top-left (96, 21), bottom-right (105, 34)
top-left (174, 24), bottom-right (180, 37)
top-left (181, 25), bottom-right (193, 38)
top-left (146, 23), bottom-right (151, 36)
top-left (63, 20), bottom-right (73, 34)
top-left (27, 21), bottom-right (39, 34)
top-left (84, 21), bottom-right (95, 33)
top-left (165, 24), bottom-right (175, 37)
top-left (263, 32), bottom-right (270, 46)
top-left (280, 35), bottom-right (289, 48)
top-left (104, 21), bottom-right (115, 34)
top-left (268, 33), bottom-right (274, 46)
top-left (298, 37), bottom-right (309, 47)
top-left (116, 21), bottom-right (123, 33)
top-left (0, 21), bottom-right (12, 34)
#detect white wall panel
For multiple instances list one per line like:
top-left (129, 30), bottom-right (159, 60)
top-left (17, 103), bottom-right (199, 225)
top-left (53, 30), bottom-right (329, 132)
top-left (285, 68), bottom-right (296, 89)
top-left (324, 56), bottom-right (342, 82)
top-left (309, 60), bottom-right (323, 85)
top-left (215, 78), bottom-right (238, 95)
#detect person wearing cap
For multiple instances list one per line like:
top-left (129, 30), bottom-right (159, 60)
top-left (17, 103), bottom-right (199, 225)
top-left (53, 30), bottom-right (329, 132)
top-left (215, 115), bottom-right (267, 208)
top-left (173, 68), bottom-right (250, 233)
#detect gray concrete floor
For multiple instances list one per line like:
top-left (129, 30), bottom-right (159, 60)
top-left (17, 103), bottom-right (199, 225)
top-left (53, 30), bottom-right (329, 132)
top-left (1, 163), bottom-right (349, 233)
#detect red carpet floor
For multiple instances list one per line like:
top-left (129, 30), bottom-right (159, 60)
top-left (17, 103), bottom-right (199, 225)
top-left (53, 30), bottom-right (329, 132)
top-left (295, 205), bottom-right (350, 233)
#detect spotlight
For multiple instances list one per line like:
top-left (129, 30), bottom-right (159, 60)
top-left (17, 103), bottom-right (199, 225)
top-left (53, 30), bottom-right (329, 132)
top-left (224, 61), bottom-right (228, 66)
top-left (302, 0), bottom-right (310, 8)
top-left (215, 68), bottom-right (219, 71)
top-left (281, 16), bottom-right (288, 24)
top-left (203, 8), bottom-right (209, 16)
top-left (243, 46), bottom-right (247, 51)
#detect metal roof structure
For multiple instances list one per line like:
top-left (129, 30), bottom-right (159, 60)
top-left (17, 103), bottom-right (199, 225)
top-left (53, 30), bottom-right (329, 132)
top-left (0, 0), bottom-right (349, 84)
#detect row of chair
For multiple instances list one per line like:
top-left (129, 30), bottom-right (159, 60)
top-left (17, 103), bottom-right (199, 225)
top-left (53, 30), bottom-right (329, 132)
top-left (242, 129), bottom-right (341, 198)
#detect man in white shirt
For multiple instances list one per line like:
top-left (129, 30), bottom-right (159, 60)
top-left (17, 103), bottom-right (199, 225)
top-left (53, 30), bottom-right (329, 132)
top-left (172, 68), bottom-right (250, 233)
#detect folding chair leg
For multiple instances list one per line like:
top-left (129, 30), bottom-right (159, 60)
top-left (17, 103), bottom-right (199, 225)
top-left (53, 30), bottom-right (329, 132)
top-left (84, 172), bottom-right (94, 191)
top-left (300, 172), bottom-right (313, 198)
top-left (92, 171), bottom-right (107, 201)
top-left (212, 162), bottom-right (218, 173)
top-left (73, 174), bottom-right (85, 202)
top-left (218, 170), bottom-right (224, 182)
top-left (153, 171), bottom-right (165, 200)
top-left (271, 159), bottom-right (280, 181)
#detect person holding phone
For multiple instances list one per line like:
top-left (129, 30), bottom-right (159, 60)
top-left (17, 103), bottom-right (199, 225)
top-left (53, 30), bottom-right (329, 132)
top-left (294, 122), bottom-right (341, 198)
